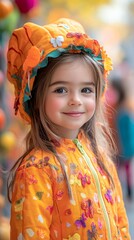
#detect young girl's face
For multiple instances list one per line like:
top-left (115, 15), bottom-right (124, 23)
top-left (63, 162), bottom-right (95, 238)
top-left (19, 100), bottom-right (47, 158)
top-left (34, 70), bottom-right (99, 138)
top-left (45, 59), bottom-right (96, 139)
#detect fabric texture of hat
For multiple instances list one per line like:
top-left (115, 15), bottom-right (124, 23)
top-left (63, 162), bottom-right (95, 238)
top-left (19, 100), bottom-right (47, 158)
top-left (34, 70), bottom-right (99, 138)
top-left (7, 18), bottom-right (113, 123)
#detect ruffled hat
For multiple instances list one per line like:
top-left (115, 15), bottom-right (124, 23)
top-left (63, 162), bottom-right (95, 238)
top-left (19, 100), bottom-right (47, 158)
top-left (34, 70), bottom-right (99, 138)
top-left (7, 18), bottom-right (112, 123)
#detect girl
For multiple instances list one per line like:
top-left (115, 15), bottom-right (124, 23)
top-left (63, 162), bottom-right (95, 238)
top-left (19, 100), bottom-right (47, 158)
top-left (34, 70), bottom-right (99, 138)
top-left (7, 18), bottom-right (130, 239)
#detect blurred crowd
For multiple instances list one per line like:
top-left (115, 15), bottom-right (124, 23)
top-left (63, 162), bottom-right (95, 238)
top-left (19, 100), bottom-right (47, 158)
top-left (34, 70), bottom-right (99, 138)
top-left (106, 74), bottom-right (134, 199)
top-left (0, 0), bottom-right (134, 239)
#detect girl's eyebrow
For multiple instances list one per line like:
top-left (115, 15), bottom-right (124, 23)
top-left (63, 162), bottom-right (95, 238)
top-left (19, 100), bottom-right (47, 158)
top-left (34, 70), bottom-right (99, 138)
top-left (49, 81), bottom-right (95, 87)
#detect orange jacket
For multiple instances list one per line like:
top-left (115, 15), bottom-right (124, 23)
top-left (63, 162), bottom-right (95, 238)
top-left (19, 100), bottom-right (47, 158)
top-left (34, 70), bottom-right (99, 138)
top-left (10, 132), bottom-right (131, 239)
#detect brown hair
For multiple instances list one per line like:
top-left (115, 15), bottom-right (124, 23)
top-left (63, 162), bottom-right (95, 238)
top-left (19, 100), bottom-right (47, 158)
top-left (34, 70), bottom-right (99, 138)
top-left (7, 52), bottom-right (115, 202)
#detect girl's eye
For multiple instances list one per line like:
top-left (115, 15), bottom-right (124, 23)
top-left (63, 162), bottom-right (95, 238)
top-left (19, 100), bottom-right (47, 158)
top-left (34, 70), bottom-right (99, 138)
top-left (54, 87), bottom-right (67, 93)
top-left (81, 88), bottom-right (92, 93)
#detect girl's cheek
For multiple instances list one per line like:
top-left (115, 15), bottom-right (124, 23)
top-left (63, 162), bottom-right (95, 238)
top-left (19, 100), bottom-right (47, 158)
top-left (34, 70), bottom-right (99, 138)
top-left (50, 98), bottom-right (64, 108)
top-left (87, 99), bottom-right (96, 111)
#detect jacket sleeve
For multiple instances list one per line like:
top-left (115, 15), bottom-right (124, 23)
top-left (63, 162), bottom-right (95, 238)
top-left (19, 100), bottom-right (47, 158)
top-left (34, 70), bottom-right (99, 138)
top-left (10, 164), bottom-right (54, 240)
top-left (112, 163), bottom-right (131, 239)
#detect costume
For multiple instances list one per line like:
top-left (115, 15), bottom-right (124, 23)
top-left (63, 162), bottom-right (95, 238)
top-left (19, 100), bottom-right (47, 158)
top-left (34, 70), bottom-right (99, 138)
top-left (10, 131), bottom-right (130, 240)
top-left (7, 18), bottom-right (130, 240)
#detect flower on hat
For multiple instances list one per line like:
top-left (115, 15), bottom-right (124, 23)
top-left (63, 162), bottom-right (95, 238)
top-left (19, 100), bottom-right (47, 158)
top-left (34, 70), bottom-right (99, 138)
top-left (67, 32), bottom-right (100, 56)
top-left (67, 32), bottom-right (86, 39)
top-left (23, 46), bottom-right (41, 72)
top-left (101, 47), bottom-right (113, 72)
top-left (101, 47), bottom-right (113, 79)
top-left (67, 32), bottom-right (87, 46)
top-left (50, 36), bottom-right (64, 48)
top-left (85, 39), bottom-right (100, 56)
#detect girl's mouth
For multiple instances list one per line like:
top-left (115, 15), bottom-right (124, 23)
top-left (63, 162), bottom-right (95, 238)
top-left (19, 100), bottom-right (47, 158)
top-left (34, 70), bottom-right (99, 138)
top-left (63, 112), bottom-right (84, 117)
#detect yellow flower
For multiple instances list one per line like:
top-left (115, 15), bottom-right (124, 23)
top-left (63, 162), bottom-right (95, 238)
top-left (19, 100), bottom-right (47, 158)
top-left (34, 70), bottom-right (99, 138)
top-left (101, 47), bottom-right (113, 73)
top-left (63, 233), bottom-right (81, 240)
top-left (70, 175), bottom-right (81, 186)
top-left (14, 198), bottom-right (25, 212)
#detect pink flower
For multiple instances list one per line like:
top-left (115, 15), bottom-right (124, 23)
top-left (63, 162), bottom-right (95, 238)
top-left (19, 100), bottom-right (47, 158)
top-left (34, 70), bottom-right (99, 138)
top-left (77, 172), bottom-right (91, 187)
top-left (105, 189), bottom-right (114, 204)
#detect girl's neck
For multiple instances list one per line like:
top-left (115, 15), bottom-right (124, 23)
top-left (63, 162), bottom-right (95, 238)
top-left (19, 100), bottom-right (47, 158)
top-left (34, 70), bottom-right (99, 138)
top-left (50, 126), bottom-right (80, 140)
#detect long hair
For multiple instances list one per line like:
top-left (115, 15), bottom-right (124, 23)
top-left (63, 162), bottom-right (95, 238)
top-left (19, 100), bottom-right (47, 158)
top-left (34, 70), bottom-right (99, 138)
top-left (7, 52), bottom-right (115, 202)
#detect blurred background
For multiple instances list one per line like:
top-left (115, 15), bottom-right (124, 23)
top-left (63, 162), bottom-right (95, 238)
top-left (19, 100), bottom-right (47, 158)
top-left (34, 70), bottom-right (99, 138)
top-left (0, 0), bottom-right (134, 239)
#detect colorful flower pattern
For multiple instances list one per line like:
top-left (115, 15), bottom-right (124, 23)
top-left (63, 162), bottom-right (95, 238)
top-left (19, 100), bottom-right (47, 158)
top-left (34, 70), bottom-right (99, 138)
top-left (77, 172), bottom-right (91, 187)
top-left (10, 132), bottom-right (130, 239)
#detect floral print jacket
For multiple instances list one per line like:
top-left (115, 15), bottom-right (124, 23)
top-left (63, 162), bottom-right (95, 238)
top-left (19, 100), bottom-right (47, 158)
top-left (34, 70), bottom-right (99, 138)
top-left (10, 132), bottom-right (131, 240)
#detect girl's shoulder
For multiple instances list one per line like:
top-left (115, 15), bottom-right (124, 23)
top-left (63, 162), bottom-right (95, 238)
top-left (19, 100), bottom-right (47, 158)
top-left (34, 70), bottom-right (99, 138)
top-left (18, 148), bottom-right (58, 171)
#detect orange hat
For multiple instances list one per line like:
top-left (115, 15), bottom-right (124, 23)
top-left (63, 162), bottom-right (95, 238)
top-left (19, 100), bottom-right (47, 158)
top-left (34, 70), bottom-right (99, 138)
top-left (7, 18), bottom-right (112, 123)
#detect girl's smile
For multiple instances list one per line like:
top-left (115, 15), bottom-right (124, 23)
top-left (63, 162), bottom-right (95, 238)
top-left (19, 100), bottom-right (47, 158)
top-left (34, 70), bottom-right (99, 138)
top-left (45, 59), bottom-right (96, 139)
top-left (62, 112), bottom-right (85, 117)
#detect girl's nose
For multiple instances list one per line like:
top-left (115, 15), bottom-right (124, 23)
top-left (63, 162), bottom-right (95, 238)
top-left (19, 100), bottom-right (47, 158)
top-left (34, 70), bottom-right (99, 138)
top-left (68, 93), bottom-right (82, 106)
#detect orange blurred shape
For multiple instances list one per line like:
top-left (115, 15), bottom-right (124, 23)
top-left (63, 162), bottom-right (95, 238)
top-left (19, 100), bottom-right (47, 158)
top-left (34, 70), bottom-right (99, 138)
top-left (0, 108), bottom-right (6, 130)
top-left (0, 0), bottom-right (14, 19)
